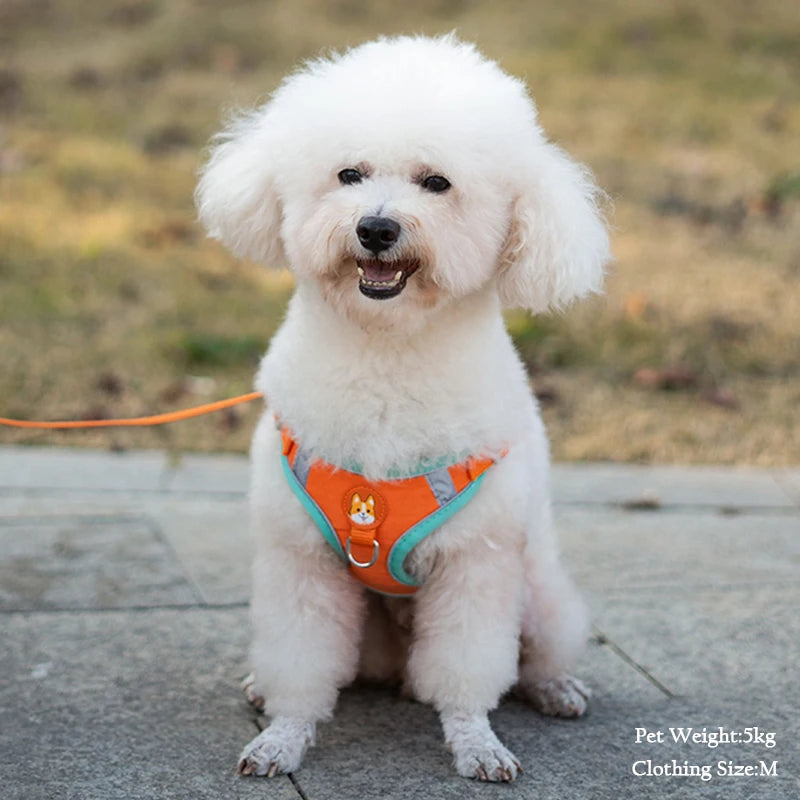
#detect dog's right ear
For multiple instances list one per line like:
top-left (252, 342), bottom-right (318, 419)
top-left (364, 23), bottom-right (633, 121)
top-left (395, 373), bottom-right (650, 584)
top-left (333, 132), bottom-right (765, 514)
top-left (195, 110), bottom-right (286, 266)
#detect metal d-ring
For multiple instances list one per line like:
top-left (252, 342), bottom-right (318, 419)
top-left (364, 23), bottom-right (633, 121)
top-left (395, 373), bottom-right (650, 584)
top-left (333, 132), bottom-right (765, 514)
top-left (345, 536), bottom-right (379, 568)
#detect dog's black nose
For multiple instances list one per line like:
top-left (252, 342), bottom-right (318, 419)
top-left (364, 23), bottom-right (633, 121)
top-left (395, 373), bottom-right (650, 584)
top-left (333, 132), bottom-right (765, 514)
top-left (356, 216), bottom-right (401, 253)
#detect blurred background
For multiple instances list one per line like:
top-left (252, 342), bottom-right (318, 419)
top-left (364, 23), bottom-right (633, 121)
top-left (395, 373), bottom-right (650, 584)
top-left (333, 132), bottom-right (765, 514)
top-left (0, 0), bottom-right (798, 464)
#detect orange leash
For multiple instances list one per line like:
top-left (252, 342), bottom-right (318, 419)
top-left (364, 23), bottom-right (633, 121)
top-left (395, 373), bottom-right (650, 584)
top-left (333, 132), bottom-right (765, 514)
top-left (0, 392), bottom-right (264, 430)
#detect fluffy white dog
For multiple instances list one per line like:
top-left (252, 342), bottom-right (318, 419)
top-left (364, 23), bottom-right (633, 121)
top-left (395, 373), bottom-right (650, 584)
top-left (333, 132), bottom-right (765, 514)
top-left (196, 34), bottom-right (611, 782)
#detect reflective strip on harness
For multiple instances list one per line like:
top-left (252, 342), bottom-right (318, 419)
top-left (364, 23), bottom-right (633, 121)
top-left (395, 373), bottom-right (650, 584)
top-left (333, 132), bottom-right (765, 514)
top-left (424, 467), bottom-right (457, 506)
top-left (279, 427), bottom-right (505, 596)
top-left (292, 445), bottom-right (313, 487)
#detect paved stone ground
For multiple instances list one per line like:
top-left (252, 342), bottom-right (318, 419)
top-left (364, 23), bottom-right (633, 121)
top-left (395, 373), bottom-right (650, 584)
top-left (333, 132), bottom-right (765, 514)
top-left (0, 445), bottom-right (798, 799)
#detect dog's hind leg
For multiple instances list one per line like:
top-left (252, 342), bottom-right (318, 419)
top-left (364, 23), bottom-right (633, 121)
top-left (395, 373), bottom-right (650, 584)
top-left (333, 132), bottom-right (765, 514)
top-left (241, 672), bottom-right (265, 711)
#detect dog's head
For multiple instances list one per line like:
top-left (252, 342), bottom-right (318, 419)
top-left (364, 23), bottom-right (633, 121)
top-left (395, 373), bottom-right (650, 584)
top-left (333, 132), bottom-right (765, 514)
top-left (196, 35), bottom-right (611, 329)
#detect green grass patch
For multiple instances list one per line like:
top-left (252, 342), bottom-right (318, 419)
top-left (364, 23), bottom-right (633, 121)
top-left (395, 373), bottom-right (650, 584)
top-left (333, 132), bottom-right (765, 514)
top-left (177, 333), bottom-right (268, 367)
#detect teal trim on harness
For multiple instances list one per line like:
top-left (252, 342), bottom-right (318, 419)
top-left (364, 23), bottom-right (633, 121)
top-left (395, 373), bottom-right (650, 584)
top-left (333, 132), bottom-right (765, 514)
top-left (281, 448), bottom-right (495, 591)
top-left (280, 454), bottom-right (346, 560)
top-left (386, 472), bottom-right (489, 586)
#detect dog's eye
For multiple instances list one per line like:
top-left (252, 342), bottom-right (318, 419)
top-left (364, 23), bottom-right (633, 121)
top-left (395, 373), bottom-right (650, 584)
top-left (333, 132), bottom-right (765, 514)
top-left (338, 168), bottom-right (363, 185)
top-left (421, 175), bottom-right (451, 194)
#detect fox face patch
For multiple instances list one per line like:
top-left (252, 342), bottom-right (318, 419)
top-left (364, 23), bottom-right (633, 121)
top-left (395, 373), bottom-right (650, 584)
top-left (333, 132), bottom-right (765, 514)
top-left (348, 492), bottom-right (376, 525)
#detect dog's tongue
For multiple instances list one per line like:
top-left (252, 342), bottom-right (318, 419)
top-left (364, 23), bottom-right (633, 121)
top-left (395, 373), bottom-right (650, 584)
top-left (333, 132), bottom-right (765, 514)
top-left (362, 261), bottom-right (399, 282)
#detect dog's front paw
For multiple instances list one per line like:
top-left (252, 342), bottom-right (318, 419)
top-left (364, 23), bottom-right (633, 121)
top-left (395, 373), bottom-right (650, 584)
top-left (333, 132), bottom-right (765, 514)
top-left (523, 673), bottom-right (590, 718)
top-left (453, 740), bottom-right (521, 782)
top-left (241, 672), bottom-right (265, 711)
top-left (443, 712), bottom-right (522, 782)
top-left (237, 716), bottom-right (315, 777)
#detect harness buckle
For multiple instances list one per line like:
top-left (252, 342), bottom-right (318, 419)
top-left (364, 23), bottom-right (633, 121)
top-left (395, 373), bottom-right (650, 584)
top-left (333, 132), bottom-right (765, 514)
top-left (345, 536), bottom-right (379, 569)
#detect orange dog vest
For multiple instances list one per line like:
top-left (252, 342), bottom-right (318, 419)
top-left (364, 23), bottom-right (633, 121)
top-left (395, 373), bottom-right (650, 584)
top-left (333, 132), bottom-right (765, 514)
top-left (279, 426), bottom-right (504, 596)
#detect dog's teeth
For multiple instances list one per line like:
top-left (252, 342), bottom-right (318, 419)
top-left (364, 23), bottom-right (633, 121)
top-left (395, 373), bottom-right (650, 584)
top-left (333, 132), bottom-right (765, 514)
top-left (394, 271), bottom-right (403, 281)
top-left (357, 267), bottom-right (365, 277)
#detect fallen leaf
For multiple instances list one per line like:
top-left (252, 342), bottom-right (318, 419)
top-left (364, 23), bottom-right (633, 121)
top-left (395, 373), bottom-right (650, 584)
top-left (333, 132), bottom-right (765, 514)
top-left (96, 372), bottom-right (125, 397)
top-left (624, 292), bottom-right (648, 319)
top-left (80, 405), bottom-right (110, 422)
top-left (634, 365), bottom-right (697, 391)
top-left (702, 388), bottom-right (740, 410)
top-left (534, 383), bottom-right (560, 406)
top-left (621, 491), bottom-right (662, 511)
top-left (69, 66), bottom-right (104, 90)
top-left (141, 219), bottom-right (195, 248)
top-left (220, 406), bottom-right (241, 433)
top-left (159, 379), bottom-right (190, 404)
top-left (0, 68), bottom-right (22, 112)
top-left (143, 124), bottom-right (192, 155)
top-left (708, 315), bottom-right (751, 342)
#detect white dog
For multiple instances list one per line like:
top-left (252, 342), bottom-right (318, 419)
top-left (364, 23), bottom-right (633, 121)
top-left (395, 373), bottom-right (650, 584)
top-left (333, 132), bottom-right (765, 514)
top-left (196, 34), bottom-right (610, 782)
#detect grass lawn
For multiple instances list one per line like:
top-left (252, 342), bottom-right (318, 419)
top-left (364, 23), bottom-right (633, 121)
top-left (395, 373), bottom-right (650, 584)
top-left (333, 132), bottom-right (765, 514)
top-left (1, 0), bottom-right (798, 464)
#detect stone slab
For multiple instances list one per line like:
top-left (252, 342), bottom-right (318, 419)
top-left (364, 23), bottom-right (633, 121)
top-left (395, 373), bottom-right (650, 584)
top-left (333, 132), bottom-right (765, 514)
top-left (290, 668), bottom-right (798, 798)
top-left (149, 500), bottom-right (251, 605)
top-left (0, 493), bottom-right (251, 607)
top-left (1, 446), bottom-right (798, 798)
top-left (0, 446), bottom-right (250, 496)
top-left (0, 607), bottom-right (299, 800)
top-left (163, 452), bottom-right (250, 495)
top-left (0, 515), bottom-right (200, 611)
top-left (552, 463), bottom-right (794, 509)
top-left (3, 447), bottom-right (794, 511)
top-left (556, 507), bottom-right (800, 595)
top-left (14, 496), bottom-right (797, 612)
top-left (774, 469), bottom-right (800, 507)
top-left (592, 586), bottom-right (800, 702)
top-left (282, 636), bottom-right (671, 800)
top-left (502, 694), bottom-right (797, 799)
top-left (3, 602), bottom-right (794, 800)
top-left (0, 491), bottom-right (151, 516)
top-left (586, 586), bottom-right (800, 798)
top-left (285, 630), bottom-right (798, 798)
top-left (0, 446), bottom-right (169, 493)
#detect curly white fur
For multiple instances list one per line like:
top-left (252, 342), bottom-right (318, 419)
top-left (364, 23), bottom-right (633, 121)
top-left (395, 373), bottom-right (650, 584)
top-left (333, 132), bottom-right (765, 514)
top-left (197, 34), bottom-right (611, 782)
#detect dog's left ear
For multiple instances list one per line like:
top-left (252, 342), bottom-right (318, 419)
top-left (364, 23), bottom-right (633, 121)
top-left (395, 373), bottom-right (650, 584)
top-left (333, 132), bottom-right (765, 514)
top-left (497, 142), bottom-right (611, 313)
top-left (195, 110), bottom-right (286, 267)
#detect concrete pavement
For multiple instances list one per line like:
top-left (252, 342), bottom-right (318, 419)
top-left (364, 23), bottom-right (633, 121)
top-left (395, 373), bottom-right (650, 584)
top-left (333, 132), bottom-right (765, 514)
top-left (1, 445), bottom-right (798, 799)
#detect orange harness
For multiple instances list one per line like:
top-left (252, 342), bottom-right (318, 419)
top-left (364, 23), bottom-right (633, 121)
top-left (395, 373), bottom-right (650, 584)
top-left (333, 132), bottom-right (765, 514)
top-left (280, 427), bottom-right (504, 596)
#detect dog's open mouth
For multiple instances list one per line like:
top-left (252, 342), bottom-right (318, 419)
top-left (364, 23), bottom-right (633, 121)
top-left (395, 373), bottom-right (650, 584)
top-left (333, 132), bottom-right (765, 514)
top-left (357, 259), bottom-right (419, 300)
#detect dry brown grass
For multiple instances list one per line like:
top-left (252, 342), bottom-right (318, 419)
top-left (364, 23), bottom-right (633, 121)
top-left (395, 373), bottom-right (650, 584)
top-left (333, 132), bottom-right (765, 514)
top-left (1, 0), bottom-right (798, 463)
